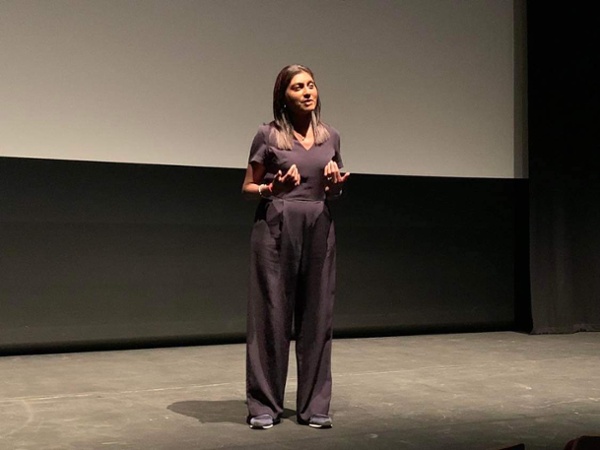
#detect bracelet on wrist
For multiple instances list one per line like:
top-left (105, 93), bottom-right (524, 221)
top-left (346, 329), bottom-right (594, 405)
top-left (258, 183), bottom-right (272, 198)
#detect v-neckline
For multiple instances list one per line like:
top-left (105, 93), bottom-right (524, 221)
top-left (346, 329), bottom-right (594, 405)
top-left (295, 138), bottom-right (315, 152)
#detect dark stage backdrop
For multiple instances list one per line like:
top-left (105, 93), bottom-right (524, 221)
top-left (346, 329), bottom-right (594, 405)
top-left (0, 157), bottom-right (526, 353)
top-left (528, 2), bottom-right (600, 333)
top-left (528, 3), bottom-right (600, 333)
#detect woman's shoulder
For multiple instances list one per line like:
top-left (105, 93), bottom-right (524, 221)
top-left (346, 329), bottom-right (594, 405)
top-left (256, 122), bottom-right (276, 134)
top-left (320, 123), bottom-right (340, 146)
top-left (250, 122), bottom-right (280, 155)
top-left (321, 122), bottom-right (339, 137)
top-left (251, 122), bottom-right (275, 143)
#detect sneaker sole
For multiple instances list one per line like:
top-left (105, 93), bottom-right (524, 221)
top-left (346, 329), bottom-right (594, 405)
top-left (249, 424), bottom-right (273, 429)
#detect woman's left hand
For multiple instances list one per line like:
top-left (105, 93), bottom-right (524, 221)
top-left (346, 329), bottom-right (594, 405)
top-left (324, 160), bottom-right (350, 190)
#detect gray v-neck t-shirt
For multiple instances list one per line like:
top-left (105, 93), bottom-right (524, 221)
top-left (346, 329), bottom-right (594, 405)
top-left (248, 123), bottom-right (343, 202)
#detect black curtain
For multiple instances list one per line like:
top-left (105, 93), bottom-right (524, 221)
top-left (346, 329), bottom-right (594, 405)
top-left (528, 3), bottom-right (600, 333)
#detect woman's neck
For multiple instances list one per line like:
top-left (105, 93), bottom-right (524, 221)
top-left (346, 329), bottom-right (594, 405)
top-left (290, 114), bottom-right (312, 136)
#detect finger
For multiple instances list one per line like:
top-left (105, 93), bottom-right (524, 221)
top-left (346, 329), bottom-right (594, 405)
top-left (295, 166), bottom-right (301, 181)
top-left (291, 167), bottom-right (301, 185)
top-left (331, 165), bottom-right (341, 183)
top-left (325, 162), bottom-right (335, 180)
top-left (289, 166), bottom-right (300, 184)
top-left (340, 172), bottom-right (350, 183)
top-left (282, 166), bottom-right (299, 186)
top-left (329, 161), bottom-right (339, 178)
top-left (282, 166), bottom-right (294, 181)
top-left (332, 161), bottom-right (343, 182)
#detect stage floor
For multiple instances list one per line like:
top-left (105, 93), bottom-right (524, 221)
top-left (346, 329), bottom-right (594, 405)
top-left (1, 332), bottom-right (599, 449)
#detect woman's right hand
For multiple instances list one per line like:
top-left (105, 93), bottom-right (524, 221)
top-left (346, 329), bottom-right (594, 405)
top-left (271, 164), bottom-right (301, 195)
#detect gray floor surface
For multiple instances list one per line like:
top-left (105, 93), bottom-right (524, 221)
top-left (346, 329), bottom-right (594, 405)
top-left (1, 331), bottom-right (599, 450)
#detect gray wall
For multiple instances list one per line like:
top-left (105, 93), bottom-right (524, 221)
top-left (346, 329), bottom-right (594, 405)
top-left (0, 0), bottom-right (517, 178)
top-left (0, 157), bottom-right (526, 353)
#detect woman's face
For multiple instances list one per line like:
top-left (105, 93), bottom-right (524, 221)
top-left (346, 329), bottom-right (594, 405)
top-left (284, 71), bottom-right (318, 117)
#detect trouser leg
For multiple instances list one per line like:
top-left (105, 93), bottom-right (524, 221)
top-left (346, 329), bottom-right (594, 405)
top-left (295, 207), bottom-right (336, 422)
top-left (246, 201), bottom-right (295, 420)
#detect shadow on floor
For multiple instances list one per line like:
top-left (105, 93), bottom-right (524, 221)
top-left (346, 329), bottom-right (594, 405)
top-left (167, 400), bottom-right (296, 425)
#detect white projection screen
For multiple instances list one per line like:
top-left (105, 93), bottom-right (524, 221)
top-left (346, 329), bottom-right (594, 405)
top-left (0, 0), bottom-right (523, 178)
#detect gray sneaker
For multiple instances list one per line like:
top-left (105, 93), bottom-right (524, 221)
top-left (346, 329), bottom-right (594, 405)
top-left (249, 414), bottom-right (275, 429)
top-left (308, 414), bottom-right (332, 429)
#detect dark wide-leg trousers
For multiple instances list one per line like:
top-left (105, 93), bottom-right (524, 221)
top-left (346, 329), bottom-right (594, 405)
top-left (246, 199), bottom-right (336, 423)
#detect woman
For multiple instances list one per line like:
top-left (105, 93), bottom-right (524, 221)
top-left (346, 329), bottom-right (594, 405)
top-left (242, 64), bottom-right (349, 429)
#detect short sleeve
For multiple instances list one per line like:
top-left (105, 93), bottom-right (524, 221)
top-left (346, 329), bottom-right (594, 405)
top-left (248, 126), bottom-right (270, 166)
